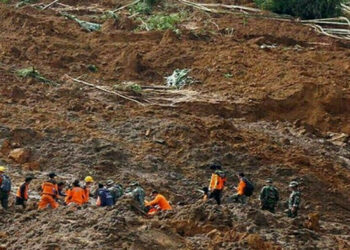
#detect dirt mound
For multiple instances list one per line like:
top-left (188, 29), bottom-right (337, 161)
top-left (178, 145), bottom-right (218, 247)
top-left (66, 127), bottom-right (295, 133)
top-left (1, 0), bottom-right (350, 249)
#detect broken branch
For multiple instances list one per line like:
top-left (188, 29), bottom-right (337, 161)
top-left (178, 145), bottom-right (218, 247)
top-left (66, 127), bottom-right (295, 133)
top-left (65, 75), bottom-right (146, 106)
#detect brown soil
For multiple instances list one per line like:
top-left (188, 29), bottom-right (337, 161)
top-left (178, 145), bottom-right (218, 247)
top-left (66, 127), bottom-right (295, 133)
top-left (0, 0), bottom-right (350, 249)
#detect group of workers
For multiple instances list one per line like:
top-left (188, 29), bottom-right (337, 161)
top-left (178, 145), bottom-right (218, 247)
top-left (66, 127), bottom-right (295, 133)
top-left (1, 164), bottom-right (301, 218)
top-left (206, 164), bottom-right (301, 218)
top-left (0, 166), bottom-right (172, 215)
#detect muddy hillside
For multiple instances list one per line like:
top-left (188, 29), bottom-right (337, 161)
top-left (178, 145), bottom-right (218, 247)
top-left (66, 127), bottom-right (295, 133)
top-left (0, 0), bottom-right (350, 249)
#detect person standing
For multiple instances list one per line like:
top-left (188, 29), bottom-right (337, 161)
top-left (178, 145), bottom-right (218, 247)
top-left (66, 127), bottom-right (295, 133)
top-left (15, 176), bottom-right (34, 209)
top-left (259, 178), bottom-right (279, 213)
top-left (208, 164), bottom-right (226, 205)
top-left (287, 181), bottom-right (301, 218)
top-left (0, 166), bottom-right (11, 210)
top-left (83, 176), bottom-right (94, 204)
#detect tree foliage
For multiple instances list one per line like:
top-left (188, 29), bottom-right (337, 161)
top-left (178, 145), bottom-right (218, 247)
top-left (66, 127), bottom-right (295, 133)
top-left (254, 0), bottom-right (344, 19)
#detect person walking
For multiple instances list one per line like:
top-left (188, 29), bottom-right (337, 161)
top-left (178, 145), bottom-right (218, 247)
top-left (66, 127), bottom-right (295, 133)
top-left (259, 178), bottom-right (279, 213)
top-left (15, 176), bottom-right (34, 209)
top-left (0, 166), bottom-right (11, 210)
top-left (287, 181), bottom-right (301, 218)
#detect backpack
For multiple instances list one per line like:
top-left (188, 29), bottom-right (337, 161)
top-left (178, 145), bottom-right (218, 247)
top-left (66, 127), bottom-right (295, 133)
top-left (215, 170), bottom-right (227, 189)
top-left (98, 188), bottom-right (114, 206)
top-left (243, 177), bottom-right (254, 197)
top-left (0, 175), bottom-right (11, 193)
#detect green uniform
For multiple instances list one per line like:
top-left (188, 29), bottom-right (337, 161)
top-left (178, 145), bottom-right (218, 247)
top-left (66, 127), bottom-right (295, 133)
top-left (260, 185), bottom-right (279, 213)
top-left (288, 191), bottom-right (301, 218)
top-left (131, 186), bottom-right (145, 211)
top-left (108, 184), bottom-right (123, 204)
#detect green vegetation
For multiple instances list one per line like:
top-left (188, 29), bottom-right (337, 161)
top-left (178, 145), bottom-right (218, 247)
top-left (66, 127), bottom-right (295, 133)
top-left (87, 64), bottom-right (98, 73)
top-left (165, 69), bottom-right (193, 89)
top-left (138, 13), bottom-right (182, 32)
top-left (16, 67), bottom-right (57, 86)
top-left (130, 0), bottom-right (157, 14)
top-left (16, 0), bottom-right (37, 8)
top-left (254, 0), bottom-right (344, 19)
top-left (223, 73), bottom-right (233, 79)
top-left (0, 0), bottom-right (10, 4)
top-left (114, 83), bottom-right (142, 94)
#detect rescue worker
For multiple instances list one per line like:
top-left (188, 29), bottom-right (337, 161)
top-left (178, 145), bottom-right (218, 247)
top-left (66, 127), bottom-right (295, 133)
top-left (57, 182), bottom-right (66, 197)
top-left (96, 183), bottom-right (114, 207)
top-left (232, 173), bottom-right (247, 204)
top-left (259, 178), bottom-right (279, 213)
top-left (0, 166), bottom-right (11, 210)
top-left (287, 181), bottom-right (301, 218)
top-left (38, 172), bottom-right (59, 209)
top-left (15, 176), bottom-right (34, 209)
top-left (65, 180), bottom-right (86, 206)
top-left (83, 176), bottom-right (94, 204)
top-left (145, 190), bottom-right (172, 215)
top-left (106, 180), bottom-right (123, 204)
top-left (127, 182), bottom-right (146, 212)
top-left (208, 164), bottom-right (226, 205)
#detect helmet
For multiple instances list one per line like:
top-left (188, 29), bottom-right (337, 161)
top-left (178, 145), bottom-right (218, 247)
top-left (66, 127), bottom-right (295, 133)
top-left (48, 172), bottom-right (57, 178)
top-left (0, 166), bottom-right (6, 172)
top-left (85, 176), bottom-right (94, 183)
top-left (106, 180), bottom-right (114, 186)
top-left (289, 181), bottom-right (299, 187)
top-left (266, 178), bottom-right (273, 184)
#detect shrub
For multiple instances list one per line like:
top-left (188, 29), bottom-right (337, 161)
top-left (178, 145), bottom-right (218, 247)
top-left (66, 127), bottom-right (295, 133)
top-left (130, 0), bottom-right (157, 14)
top-left (138, 13), bottom-right (182, 32)
top-left (254, 0), bottom-right (343, 19)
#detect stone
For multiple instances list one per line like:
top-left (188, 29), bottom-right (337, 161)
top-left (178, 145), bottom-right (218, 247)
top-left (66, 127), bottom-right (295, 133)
top-left (23, 161), bottom-right (40, 171)
top-left (8, 148), bottom-right (31, 164)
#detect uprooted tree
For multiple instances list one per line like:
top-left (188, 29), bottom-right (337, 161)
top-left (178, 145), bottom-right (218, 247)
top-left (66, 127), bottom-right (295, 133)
top-left (254, 0), bottom-right (344, 19)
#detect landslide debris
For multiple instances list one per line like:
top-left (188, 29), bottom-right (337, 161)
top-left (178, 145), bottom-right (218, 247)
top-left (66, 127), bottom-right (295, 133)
top-left (0, 0), bottom-right (350, 249)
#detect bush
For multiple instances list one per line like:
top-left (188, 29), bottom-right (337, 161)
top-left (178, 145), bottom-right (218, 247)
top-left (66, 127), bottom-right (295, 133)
top-left (254, 0), bottom-right (343, 19)
top-left (138, 13), bottom-right (182, 32)
top-left (131, 0), bottom-right (157, 14)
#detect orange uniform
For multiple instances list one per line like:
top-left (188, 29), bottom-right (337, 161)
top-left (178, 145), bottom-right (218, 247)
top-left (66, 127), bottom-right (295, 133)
top-left (145, 194), bottom-right (172, 211)
top-left (237, 179), bottom-right (246, 195)
top-left (38, 181), bottom-right (59, 209)
top-left (65, 187), bottom-right (86, 205)
top-left (16, 183), bottom-right (29, 200)
top-left (209, 173), bottom-right (225, 191)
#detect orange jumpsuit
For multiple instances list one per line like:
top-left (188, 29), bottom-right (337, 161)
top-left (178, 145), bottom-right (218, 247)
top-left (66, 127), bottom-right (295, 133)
top-left (38, 181), bottom-right (59, 209)
top-left (65, 187), bottom-right (86, 205)
top-left (145, 194), bottom-right (172, 212)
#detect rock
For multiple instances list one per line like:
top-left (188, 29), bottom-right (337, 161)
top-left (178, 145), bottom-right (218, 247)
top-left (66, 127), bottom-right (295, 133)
top-left (0, 139), bottom-right (11, 156)
top-left (23, 161), bottom-right (40, 170)
top-left (8, 148), bottom-right (31, 164)
top-left (305, 212), bottom-right (320, 231)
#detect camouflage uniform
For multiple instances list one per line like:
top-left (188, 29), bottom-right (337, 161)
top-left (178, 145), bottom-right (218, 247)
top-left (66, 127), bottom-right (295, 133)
top-left (131, 186), bottom-right (145, 211)
top-left (260, 185), bottom-right (279, 213)
top-left (108, 184), bottom-right (123, 204)
top-left (288, 190), bottom-right (301, 218)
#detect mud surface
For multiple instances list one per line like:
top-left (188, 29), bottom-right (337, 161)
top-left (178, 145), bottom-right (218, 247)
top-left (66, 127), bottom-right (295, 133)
top-left (0, 0), bottom-right (350, 249)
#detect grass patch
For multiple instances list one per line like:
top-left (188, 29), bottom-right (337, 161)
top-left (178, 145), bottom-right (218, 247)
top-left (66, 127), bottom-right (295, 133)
top-left (16, 67), bottom-right (57, 86)
top-left (138, 13), bottom-right (182, 33)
